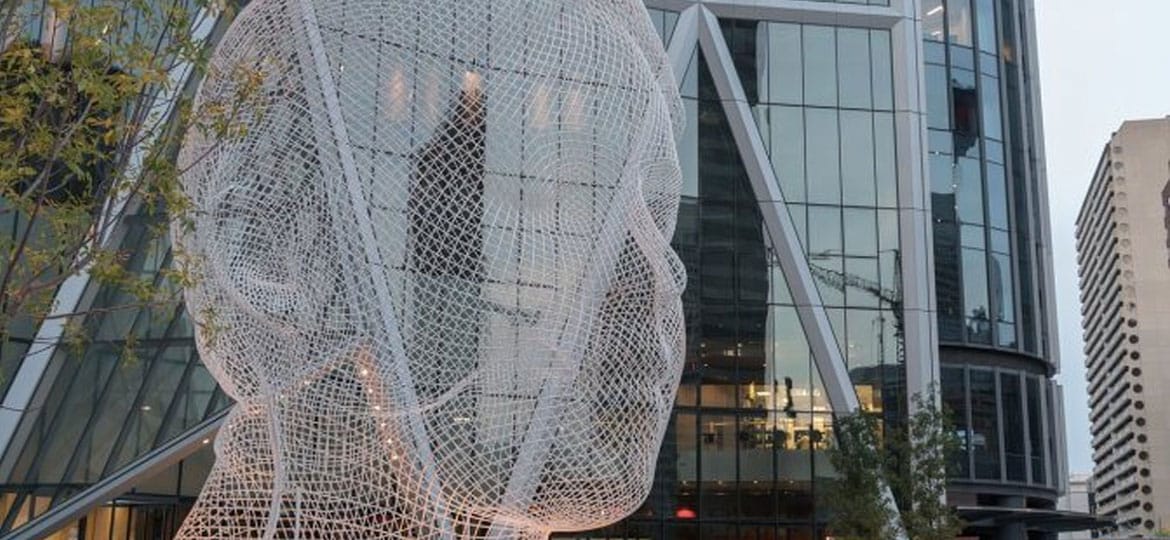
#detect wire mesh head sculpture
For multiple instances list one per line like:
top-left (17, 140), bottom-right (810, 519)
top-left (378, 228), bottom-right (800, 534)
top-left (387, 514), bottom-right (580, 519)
top-left (173, 0), bottom-right (685, 538)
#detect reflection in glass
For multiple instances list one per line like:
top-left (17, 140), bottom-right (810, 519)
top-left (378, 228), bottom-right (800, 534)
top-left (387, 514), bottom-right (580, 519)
top-left (762, 105), bottom-right (805, 203)
top-left (962, 248), bottom-right (991, 343)
top-left (942, 367), bottom-right (970, 478)
top-left (675, 412), bottom-right (699, 513)
top-left (975, 0), bottom-right (997, 54)
top-left (934, 224), bottom-right (963, 341)
top-left (837, 28), bottom-right (872, 109)
top-left (981, 73), bottom-right (1003, 140)
top-left (986, 163), bottom-right (1009, 229)
top-left (926, 64), bottom-right (951, 131)
top-left (1001, 372), bottom-right (1025, 481)
top-left (923, 0), bottom-right (945, 41)
top-left (956, 157), bottom-right (984, 225)
top-left (871, 31), bottom-right (894, 110)
top-left (951, 68), bottom-right (978, 147)
top-left (946, 0), bottom-right (974, 46)
top-left (807, 108), bottom-right (841, 204)
top-left (700, 413), bottom-right (738, 518)
top-left (763, 23), bottom-right (802, 104)
top-left (803, 26), bottom-right (837, 107)
top-left (841, 111), bottom-right (876, 206)
top-left (970, 369), bottom-right (1000, 480)
top-left (875, 113), bottom-right (898, 207)
top-left (1027, 377), bottom-right (1046, 483)
top-left (843, 209), bottom-right (877, 257)
top-left (990, 252), bottom-right (1015, 348)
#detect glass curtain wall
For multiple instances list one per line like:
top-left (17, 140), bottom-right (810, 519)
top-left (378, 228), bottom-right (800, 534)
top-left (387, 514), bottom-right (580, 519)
top-left (939, 365), bottom-right (1051, 488)
top-left (574, 11), bottom-right (902, 540)
top-left (0, 210), bottom-right (231, 536)
top-left (923, 0), bottom-right (1051, 357)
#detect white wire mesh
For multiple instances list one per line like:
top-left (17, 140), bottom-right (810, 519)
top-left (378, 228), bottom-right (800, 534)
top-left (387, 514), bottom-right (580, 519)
top-left (173, 1), bottom-right (685, 538)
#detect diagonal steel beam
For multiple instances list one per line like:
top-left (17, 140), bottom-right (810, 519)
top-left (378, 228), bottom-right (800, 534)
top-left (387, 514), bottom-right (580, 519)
top-left (666, 5), bottom-right (699, 80)
top-left (694, 6), bottom-right (860, 415)
top-left (695, 8), bottom-right (907, 536)
top-left (1, 407), bottom-right (229, 540)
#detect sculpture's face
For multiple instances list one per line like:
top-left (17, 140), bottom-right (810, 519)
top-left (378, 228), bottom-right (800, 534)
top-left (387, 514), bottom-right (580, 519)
top-left (177, 0), bottom-right (684, 536)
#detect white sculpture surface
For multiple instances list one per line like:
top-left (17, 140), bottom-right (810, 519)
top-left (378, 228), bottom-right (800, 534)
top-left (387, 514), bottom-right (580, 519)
top-left (173, 0), bottom-right (686, 538)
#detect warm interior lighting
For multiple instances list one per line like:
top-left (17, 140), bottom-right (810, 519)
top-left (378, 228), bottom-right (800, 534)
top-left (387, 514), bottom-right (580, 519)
top-left (675, 508), bottom-right (697, 519)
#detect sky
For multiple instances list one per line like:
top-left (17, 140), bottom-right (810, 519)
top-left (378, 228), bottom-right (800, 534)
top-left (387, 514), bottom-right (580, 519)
top-left (1034, 0), bottom-right (1170, 475)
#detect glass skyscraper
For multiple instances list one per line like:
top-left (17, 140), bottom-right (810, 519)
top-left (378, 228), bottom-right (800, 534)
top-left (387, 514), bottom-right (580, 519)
top-left (0, 1), bottom-right (1085, 539)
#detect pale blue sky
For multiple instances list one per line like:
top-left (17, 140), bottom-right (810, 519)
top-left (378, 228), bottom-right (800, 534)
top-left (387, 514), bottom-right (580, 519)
top-left (1035, 0), bottom-right (1170, 475)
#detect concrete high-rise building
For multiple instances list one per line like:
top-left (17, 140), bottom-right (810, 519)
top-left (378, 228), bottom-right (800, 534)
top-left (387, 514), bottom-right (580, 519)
top-left (0, 1), bottom-right (1098, 539)
top-left (1076, 117), bottom-right (1170, 537)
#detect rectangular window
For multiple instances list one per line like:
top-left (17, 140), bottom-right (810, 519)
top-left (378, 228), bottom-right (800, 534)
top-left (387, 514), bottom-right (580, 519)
top-left (870, 31), bottom-right (894, 110)
top-left (806, 108), bottom-right (841, 204)
top-left (874, 113), bottom-right (898, 207)
top-left (975, 0), bottom-right (997, 54)
top-left (962, 247), bottom-right (991, 343)
top-left (923, 0), bottom-right (945, 41)
top-left (941, 367), bottom-right (970, 478)
top-left (764, 23), bottom-right (803, 104)
top-left (926, 64), bottom-right (951, 130)
top-left (803, 26), bottom-right (838, 107)
top-left (969, 369), bottom-right (1000, 480)
top-left (763, 105), bottom-right (806, 203)
top-left (840, 110), bottom-right (876, 206)
top-left (1001, 372), bottom-right (1025, 481)
top-left (1026, 377), bottom-right (1045, 483)
top-left (947, 0), bottom-right (974, 46)
top-left (956, 157), bottom-right (985, 225)
top-left (837, 28), bottom-right (872, 109)
top-left (981, 74), bottom-right (1003, 140)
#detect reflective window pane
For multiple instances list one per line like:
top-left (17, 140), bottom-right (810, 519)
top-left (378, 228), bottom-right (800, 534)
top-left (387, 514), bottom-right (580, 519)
top-left (981, 73), bottom-right (1003, 140)
top-left (975, 0), bottom-right (997, 54)
top-left (808, 206), bottom-right (843, 257)
top-left (840, 110), bottom-right (876, 206)
top-left (1027, 377), bottom-right (1046, 484)
top-left (765, 23), bottom-right (802, 104)
top-left (803, 26), bottom-right (838, 107)
top-left (875, 113), bottom-right (898, 207)
top-left (947, 0), bottom-right (974, 46)
top-left (1001, 372), bottom-right (1026, 481)
top-left (926, 64), bottom-right (951, 130)
top-left (764, 105), bottom-right (806, 203)
top-left (942, 367), bottom-right (970, 478)
top-left (970, 369), bottom-right (1000, 480)
top-left (956, 157), bottom-right (985, 225)
top-left (837, 28), bottom-right (872, 109)
top-left (843, 208), bottom-right (878, 257)
top-left (963, 247), bottom-right (991, 343)
top-left (951, 68), bottom-right (978, 139)
top-left (806, 108), bottom-right (841, 204)
top-left (923, 0), bottom-right (945, 41)
top-left (871, 31), bottom-right (893, 110)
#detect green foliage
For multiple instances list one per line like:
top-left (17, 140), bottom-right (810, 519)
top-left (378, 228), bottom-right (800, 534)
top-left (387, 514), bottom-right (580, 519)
top-left (0, 0), bottom-right (253, 365)
top-left (824, 413), bottom-right (899, 540)
top-left (824, 389), bottom-right (965, 540)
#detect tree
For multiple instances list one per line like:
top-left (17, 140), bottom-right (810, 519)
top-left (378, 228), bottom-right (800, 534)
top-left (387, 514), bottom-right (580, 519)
top-left (0, 0), bottom-right (259, 373)
top-left (823, 412), bottom-right (898, 540)
top-left (824, 389), bottom-right (965, 540)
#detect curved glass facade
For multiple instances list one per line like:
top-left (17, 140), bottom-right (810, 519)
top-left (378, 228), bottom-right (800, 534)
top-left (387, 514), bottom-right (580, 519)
top-left (924, 0), bottom-right (1050, 359)
top-left (923, 0), bottom-right (1063, 517)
